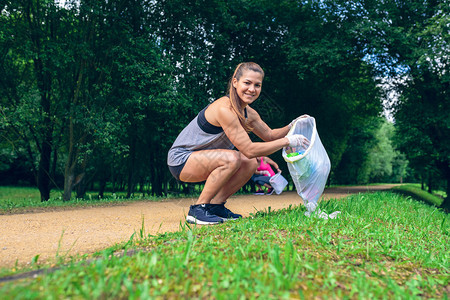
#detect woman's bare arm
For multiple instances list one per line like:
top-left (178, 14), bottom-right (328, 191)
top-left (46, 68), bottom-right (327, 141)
top-left (216, 105), bottom-right (289, 158)
top-left (247, 107), bottom-right (290, 141)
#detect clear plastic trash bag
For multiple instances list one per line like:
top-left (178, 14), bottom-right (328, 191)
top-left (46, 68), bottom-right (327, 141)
top-left (282, 117), bottom-right (331, 208)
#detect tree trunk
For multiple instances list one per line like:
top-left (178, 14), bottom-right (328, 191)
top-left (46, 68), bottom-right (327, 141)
top-left (51, 147), bottom-right (58, 188)
top-left (26, 0), bottom-right (54, 202)
top-left (149, 149), bottom-right (156, 196)
top-left (427, 171), bottom-right (433, 194)
top-left (75, 156), bottom-right (88, 199)
top-left (98, 176), bottom-right (107, 199)
top-left (63, 172), bottom-right (74, 201)
top-left (126, 134), bottom-right (137, 198)
top-left (111, 163), bottom-right (116, 193)
top-left (164, 180), bottom-right (168, 196)
top-left (63, 119), bottom-right (77, 201)
top-left (439, 164), bottom-right (450, 212)
top-left (63, 56), bottom-right (86, 201)
top-left (37, 137), bottom-right (52, 202)
top-left (153, 163), bottom-right (164, 196)
top-left (440, 180), bottom-right (450, 212)
top-left (35, 56), bottom-right (53, 202)
top-left (36, 86), bottom-right (53, 201)
top-left (76, 175), bottom-right (87, 199)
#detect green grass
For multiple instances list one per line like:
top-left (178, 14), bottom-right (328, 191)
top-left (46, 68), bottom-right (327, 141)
top-left (391, 184), bottom-right (445, 207)
top-left (0, 192), bottom-right (448, 299)
top-left (0, 186), bottom-right (180, 213)
top-left (0, 184), bottom-right (290, 213)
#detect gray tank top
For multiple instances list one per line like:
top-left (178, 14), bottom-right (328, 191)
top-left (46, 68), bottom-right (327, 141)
top-left (167, 105), bottom-right (246, 166)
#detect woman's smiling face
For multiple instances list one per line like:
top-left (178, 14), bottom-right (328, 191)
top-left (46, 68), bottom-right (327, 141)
top-left (232, 70), bottom-right (263, 105)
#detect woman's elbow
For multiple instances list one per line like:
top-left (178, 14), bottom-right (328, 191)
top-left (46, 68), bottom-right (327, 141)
top-left (240, 147), bottom-right (258, 159)
top-left (267, 130), bottom-right (278, 142)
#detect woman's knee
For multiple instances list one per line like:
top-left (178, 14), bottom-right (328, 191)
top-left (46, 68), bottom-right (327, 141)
top-left (240, 155), bottom-right (258, 172)
top-left (221, 151), bottom-right (242, 170)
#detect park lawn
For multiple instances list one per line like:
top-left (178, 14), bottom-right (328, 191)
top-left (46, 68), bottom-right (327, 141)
top-left (0, 186), bottom-right (166, 212)
top-left (0, 192), bottom-right (449, 299)
top-left (391, 184), bottom-right (445, 207)
top-left (0, 186), bottom-right (62, 208)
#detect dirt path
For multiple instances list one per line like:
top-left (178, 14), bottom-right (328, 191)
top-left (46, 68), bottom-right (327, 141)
top-left (0, 185), bottom-right (397, 268)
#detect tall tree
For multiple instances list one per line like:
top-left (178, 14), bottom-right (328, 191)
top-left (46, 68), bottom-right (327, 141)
top-left (1, 0), bottom-right (67, 201)
top-left (1, 0), bottom-right (174, 200)
top-left (60, 0), bottom-right (175, 200)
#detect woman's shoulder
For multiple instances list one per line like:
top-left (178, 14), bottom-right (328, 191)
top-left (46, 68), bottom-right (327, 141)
top-left (246, 105), bottom-right (257, 114)
top-left (204, 96), bottom-right (235, 126)
top-left (209, 96), bottom-right (233, 111)
top-left (216, 95), bottom-right (231, 105)
top-left (245, 105), bottom-right (260, 121)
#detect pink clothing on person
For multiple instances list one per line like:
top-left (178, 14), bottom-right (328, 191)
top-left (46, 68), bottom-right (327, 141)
top-left (257, 157), bottom-right (276, 177)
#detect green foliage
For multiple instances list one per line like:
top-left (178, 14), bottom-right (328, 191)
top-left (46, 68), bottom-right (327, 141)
top-left (366, 121), bottom-right (395, 181)
top-left (365, 120), bottom-right (411, 183)
top-left (271, 2), bottom-right (384, 173)
top-left (357, 0), bottom-right (450, 205)
top-left (1, 192), bottom-right (448, 298)
top-left (333, 117), bottom-right (408, 184)
top-left (5, 0), bottom-right (429, 198)
top-left (1, 0), bottom-right (179, 199)
top-left (334, 118), bottom-right (380, 184)
top-left (335, 116), bottom-right (418, 185)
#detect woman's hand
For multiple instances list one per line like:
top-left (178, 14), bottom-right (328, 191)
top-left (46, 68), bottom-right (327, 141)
top-left (286, 134), bottom-right (310, 149)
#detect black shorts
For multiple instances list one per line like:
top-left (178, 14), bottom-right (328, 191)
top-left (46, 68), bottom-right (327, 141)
top-left (252, 174), bottom-right (271, 186)
top-left (168, 161), bottom-right (187, 182)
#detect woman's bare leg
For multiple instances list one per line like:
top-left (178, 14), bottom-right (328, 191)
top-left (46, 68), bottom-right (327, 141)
top-left (180, 150), bottom-right (245, 205)
top-left (210, 153), bottom-right (257, 204)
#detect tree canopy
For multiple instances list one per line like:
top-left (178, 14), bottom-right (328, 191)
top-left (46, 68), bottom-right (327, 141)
top-left (1, 0), bottom-right (448, 208)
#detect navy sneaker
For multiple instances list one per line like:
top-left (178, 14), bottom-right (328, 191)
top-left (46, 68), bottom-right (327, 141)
top-left (186, 204), bottom-right (224, 225)
top-left (266, 188), bottom-right (274, 195)
top-left (254, 189), bottom-right (265, 195)
top-left (207, 203), bottom-right (242, 221)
